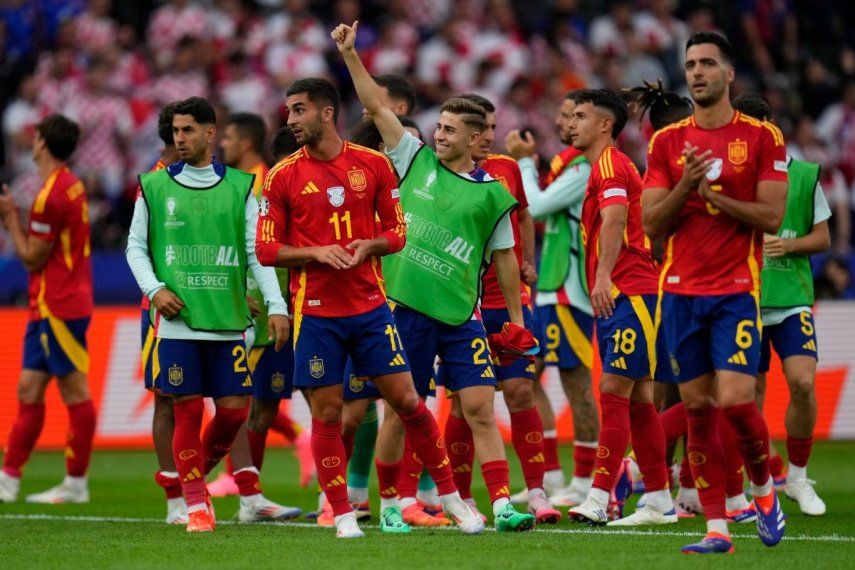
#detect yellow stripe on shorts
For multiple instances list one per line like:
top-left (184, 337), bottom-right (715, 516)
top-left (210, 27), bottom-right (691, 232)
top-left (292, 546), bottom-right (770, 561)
top-left (47, 315), bottom-right (89, 374)
top-left (555, 305), bottom-right (593, 370)
top-left (628, 295), bottom-right (657, 379)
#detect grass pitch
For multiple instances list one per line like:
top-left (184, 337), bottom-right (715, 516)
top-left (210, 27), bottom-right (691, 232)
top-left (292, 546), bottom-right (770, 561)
top-left (0, 442), bottom-right (853, 569)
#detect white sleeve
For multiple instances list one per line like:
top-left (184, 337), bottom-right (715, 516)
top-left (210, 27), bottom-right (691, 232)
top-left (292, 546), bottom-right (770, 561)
top-left (518, 157), bottom-right (591, 219)
top-left (813, 181), bottom-right (832, 225)
top-left (384, 130), bottom-right (423, 178)
top-left (487, 212), bottom-right (515, 251)
top-left (125, 197), bottom-right (166, 299)
top-left (245, 198), bottom-right (288, 316)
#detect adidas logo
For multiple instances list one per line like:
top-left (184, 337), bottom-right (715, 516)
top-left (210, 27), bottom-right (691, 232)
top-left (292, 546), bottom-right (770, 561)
top-left (242, 375), bottom-right (252, 387)
top-left (183, 467), bottom-right (202, 482)
top-left (381, 486), bottom-right (397, 497)
top-left (301, 181), bottom-right (320, 195)
top-left (388, 353), bottom-right (406, 367)
top-left (802, 339), bottom-right (817, 351)
top-left (436, 458), bottom-right (450, 468)
top-left (694, 476), bottom-right (710, 489)
top-left (481, 367), bottom-right (495, 379)
top-left (545, 351), bottom-right (559, 363)
top-left (528, 453), bottom-right (545, 464)
top-left (326, 474), bottom-right (346, 488)
top-left (594, 466), bottom-right (610, 476)
top-left (453, 464), bottom-right (472, 473)
top-left (610, 357), bottom-right (627, 370)
top-left (727, 351), bottom-right (748, 365)
top-left (495, 486), bottom-right (509, 497)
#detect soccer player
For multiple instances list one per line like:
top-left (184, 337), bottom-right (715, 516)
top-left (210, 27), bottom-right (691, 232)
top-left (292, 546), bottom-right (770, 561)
top-left (0, 115), bottom-right (96, 505)
top-left (126, 96), bottom-right (290, 533)
top-left (451, 92), bottom-right (560, 524)
top-left (506, 92), bottom-right (601, 507)
top-left (204, 111), bottom-right (304, 521)
top-left (362, 74), bottom-right (417, 119)
top-left (643, 33), bottom-right (789, 553)
top-left (558, 89), bottom-right (676, 528)
top-left (139, 101), bottom-right (189, 523)
top-left (333, 22), bottom-right (537, 532)
top-left (733, 92), bottom-right (829, 516)
top-left (255, 77), bottom-right (484, 538)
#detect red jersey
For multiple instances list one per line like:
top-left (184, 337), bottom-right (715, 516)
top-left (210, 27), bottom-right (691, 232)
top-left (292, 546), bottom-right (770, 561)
top-left (581, 146), bottom-right (658, 296)
top-left (27, 166), bottom-right (93, 321)
top-left (544, 146), bottom-right (584, 186)
top-left (256, 142), bottom-right (405, 318)
top-left (140, 159), bottom-right (168, 312)
top-left (480, 154), bottom-right (531, 309)
top-left (643, 112), bottom-right (788, 295)
top-left (247, 160), bottom-right (269, 196)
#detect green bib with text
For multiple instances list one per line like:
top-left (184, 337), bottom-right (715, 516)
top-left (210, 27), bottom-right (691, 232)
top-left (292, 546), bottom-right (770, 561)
top-left (761, 159), bottom-right (819, 309)
top-left (383, 147), bottom-right (518, 325)
top-left (141, 167), bottom-right (253, 332)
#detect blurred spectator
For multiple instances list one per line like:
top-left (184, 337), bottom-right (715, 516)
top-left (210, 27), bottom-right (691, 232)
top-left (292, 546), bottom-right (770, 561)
top-left (147, 0), bottom-right (209, 68)
top-left (218, 52), bottom-right (275, 116)
top-left (815, 255), bottom-right (852, 300)
top-left (148, 36), bottom-right (209, 104)
top-left (816, 80), bottom-right (855, 185)
top-left (740, 0), bottom-right (798, 77)
top-left (73, 0), bottom-right (118, 56)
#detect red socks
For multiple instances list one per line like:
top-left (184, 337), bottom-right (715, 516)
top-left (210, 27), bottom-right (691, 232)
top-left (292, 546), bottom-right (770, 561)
top-left (723, 402), bottom-right (771, 487)
top-left (445, 413), bottom-right (474, 499)
top-left (234, 468), bottom-right (261, 497)
top-left (376, 459), bottom-right (402, 501)
top-left (679, 454), bottom-right (694, 489)
top-left (202, 405), bottom-right (249, 475)
top-left (510, 407), bottom-right (546, 491)
top-left (247, 427), bottom-right (268, 470)
top-left (629, 402), bottom-right (668, 493)
top-left (396, 436), bottom-right (423, 500)
top-left (397, 400), bottom-right (456, 496)
top-left (591, 393), bottom-right (630, 492)
top-left (342, 432), bottom-right (355, 464)
top-left (543, 432), bottom-right (560, 472)
top-left (718, 418), bottom-right (746, 498)
top-left (270, 410), bottom-right (299, 442)
top-left (311, 418), bottom-right (350, 516)
top-left (659, 402), bottom-right (687, 445)
top-left (172, 398), bottom-right (206, 508)
top-left (769, 453), bottom-right (785, 477)
top-left (685, 407), bottom-right (726, 521)
top-left (573, 443), bottom-right (597, 478)
top-left (65, 400), bottom-right (97, 477)
top-left (2, 401), bottom-right (46, 478)
top-left (154, 471), bottom-right (183, 500)
top-left (481, 460), bottom-right (510, 502)
top-left (787, 436), bottom-right (813, 468)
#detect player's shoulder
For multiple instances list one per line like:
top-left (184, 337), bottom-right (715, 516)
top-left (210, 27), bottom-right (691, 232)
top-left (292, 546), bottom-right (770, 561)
top-left (35, 167), bottom-right (83, 214)
top-left (267, 149), bottom-right (305, 179)
top-left (735, 112), bottom-right (785, 147)
top-left (484, 153), bottom-right (519, 167)
top-left (647, 116), bottom-right (693, 153)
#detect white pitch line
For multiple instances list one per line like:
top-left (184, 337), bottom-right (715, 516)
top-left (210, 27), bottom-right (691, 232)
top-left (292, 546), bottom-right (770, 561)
top-left (0, 513), bottom-right (852, 543)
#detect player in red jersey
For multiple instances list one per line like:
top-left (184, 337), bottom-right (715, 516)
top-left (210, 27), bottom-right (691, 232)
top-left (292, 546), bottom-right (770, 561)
top-left (643, 32), bottom-right (789, 554)
top-left (447, 93), bottom-right (559, 524)
top-left (0, 115), bottom-right (96, 504)
top-left (560, 90), bottom-right (676, 527)
top-left (256, 78), bottom-right (484, 538)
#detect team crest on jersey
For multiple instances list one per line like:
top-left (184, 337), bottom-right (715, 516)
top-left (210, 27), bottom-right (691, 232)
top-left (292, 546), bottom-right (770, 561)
top-left (168, 365), bottom-right (184, 386)
top-left (706, 158), bottom-right (723, 181)
top-left (258, 195), bottom-right (270, 216)
top-left (728, 140), bottom-right (748, 165)
top-left (348, 168), bottom-right (367, 192)
top-left (326, 186), bottom-right (345, 207)
top-left (309, 358), bottom-right (325, 379)
top-left (348, 374), bottom-right (364, 393)
top-left (271, 372), bottom-right (285, 393)
top-left (192, 198), bottom-right (207, 217)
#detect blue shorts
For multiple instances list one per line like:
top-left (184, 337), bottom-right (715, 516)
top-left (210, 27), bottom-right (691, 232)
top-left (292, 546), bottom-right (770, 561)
top-left (595, 294), bottom-right (657, 380)
top-left (394, 305), bottom-right (495, 395)
top-left (293, 304), bottom-right (410, 390)
top-left (249, 342), bottom-right (294, 400)
top-left (481, 306), bottom-right (537, 381)
top-left (140, 309), bottom-right (158, 390)
top-left (156, 338), bottom-right (253, 399)
top-left (23, 317), bottom-right (90, 377)
top-left (533, 304), bottom-right (594, 370)
top-left (656, 292), bottom-right (761, 383)
top-left (759, 310), bottom-right (818, 373)
top-left (343, 358), bottom-right (382, 401)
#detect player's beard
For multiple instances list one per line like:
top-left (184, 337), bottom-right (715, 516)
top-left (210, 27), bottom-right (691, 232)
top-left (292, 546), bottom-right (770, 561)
top-left (692, 81), bottom-right (726, 109)
top-left (294, 118), bottom-right (323, 147)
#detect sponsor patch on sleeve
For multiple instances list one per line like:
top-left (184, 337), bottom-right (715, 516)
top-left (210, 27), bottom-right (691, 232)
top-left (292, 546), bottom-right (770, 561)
top-left (774, 160), bottom-right (788, 173)
top-left (391, 188), bottom-right (400, 199)
top-left (30, 220), bottom-right (51, 234)
top-left (603, 188), bottom-right (627, 199)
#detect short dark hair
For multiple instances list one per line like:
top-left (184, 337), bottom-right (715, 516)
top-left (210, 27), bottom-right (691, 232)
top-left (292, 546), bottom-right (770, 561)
top-left (157, 101), bottom-right (179, 146)
top-left (226, 112), bottom-right (266, 154)
top-left (439, 97), bottom-right (487, 131)
top-left (574, 89), bottom-right (628, 138)
top-left (36, 114), bottom-right (80, 161)
top-left (732, 92), bottom-right (772, 121)
top-left (685, 32), bottom-right (735, 65)
top-left (173, 96), bottom-right (216, 125)
top-left (349, 119), bottom-right (384, 151)
top-left (270, 127), bottom-right (300, 161)
top-left (565, 90), bottom-right (581, 102)
top-left (458, 93), bottom-right (495, 113)
top-left (374, 74), bottom-right (417, 115)
top-left (286, 78), bottom-right (341, 122)
top-left (398, 115), bottom-right (423, 141)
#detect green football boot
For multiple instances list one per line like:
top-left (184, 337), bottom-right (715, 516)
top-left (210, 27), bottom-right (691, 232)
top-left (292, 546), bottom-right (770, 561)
top-left (379, 506), bottom-right (412, 534)
top-left (494, 503), bottom-right (536, 532)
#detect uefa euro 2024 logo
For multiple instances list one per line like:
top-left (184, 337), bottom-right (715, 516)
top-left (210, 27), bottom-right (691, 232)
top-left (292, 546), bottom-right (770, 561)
top-left (164, 196), bottom-right (185, 229)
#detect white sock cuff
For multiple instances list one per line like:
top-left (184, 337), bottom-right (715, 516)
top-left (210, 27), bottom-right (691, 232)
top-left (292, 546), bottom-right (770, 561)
top-left (233, 467), bottom-right (259, 475)
top-left (574, 440), bottom-right (598, 448)
top-left (158, 471), bottom-right (179, 479)
top-left (543, 429), bottom-right (558, 439)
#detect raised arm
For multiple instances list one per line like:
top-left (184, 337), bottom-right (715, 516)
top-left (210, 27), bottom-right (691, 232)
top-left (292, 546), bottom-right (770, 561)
top-left (332, 22), bottom-right (405, 151)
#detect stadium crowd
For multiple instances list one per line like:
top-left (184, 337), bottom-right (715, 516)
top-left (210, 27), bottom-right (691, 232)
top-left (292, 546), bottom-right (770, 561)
top-left (1, 0), bottom-right (855, 295)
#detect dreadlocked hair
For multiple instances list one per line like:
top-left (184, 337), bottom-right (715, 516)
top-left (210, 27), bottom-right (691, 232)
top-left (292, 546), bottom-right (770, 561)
top-left (624, 79), bottom-right (693, 131)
